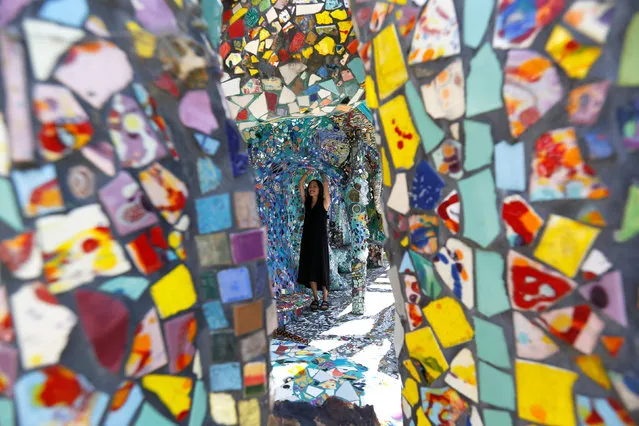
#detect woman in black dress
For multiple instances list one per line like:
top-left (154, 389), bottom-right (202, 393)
top-left (297, 169), bottom-right (331, 311)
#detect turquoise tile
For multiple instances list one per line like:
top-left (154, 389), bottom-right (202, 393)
top-left (478, 361), bottom-right (516, 410)
top-left (467, 43), bottom-right (503, 117)
top-left (405, 81), bottom-right (444, 153)
top-left (463, 0), bottom-right (495, 48)
top-left (473, 316), bottom-right (511, 369)
top-left (475, 250), bottom-right (510, 317)
top-left (135, 403), bottom-right (176, 426)
top-left (464, 120), bottom-right (494, 171)
top-left (459, 170), bottom-right (501, 248)
top-left (483, 409), bottom-right (513, 426)
top-left (188, 381), bottom-right (207, 426)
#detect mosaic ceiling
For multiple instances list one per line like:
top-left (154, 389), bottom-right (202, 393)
top-left (219, 0), bottom-right (366, 126)
top-left (0, 0), bottom-right (272, 424)
top-left (349, 0), bottom-right (639, 424)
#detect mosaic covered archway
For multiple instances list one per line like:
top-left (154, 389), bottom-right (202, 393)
top-left (349, 0), bottom-right (639, 424)
top-left (1, 0), bottom-right (639, 425)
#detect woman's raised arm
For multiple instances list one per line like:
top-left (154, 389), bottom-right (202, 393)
top-left (298, 170), bottom-right (310, 203)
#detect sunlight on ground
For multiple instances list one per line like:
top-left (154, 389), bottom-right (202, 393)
top-left (352, 340), bottom-right (402, 425)
top-left (308, 339), bottom-right (347, 352)
top-left (321, 318), bottom-right (375, 336)
top-left (336, 290), bottom-right (395, 318)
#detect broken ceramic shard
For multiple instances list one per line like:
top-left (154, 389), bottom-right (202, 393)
top-left (504, 50), bottom-right (562, 138)
top-left (507, 251), bottom-right (577, 312)
top-left (55, 40), bottom-right (134, 109)
top-left (11, 283), bottom-right (77, 369)
top-left (434, 238), bottom-right (474, 309)
top-left (36, 204), bottom-right (131, 293)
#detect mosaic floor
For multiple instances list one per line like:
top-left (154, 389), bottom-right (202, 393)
top-left (270, 264), bottom-right (403, 425)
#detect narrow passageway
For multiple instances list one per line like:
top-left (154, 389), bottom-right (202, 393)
top-left (270, 263), bottom-right (403, 425)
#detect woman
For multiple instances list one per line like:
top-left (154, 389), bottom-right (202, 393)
top-left (297, 169), bottom-right (331, 311)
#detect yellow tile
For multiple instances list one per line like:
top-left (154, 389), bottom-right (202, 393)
top-left (126, 21), bottom-right (156, 59)
top-left (379, 96), bottom-right (420, 170)
top-left (316, 11), bottom-right (333, 24)
top-left (142, 375), bottom-right (193, 420)
top-left (374, 24), bottom-right (408, 100)
top-left (302, 47), bottom-right (314, 59)
top-left (575, 355), bottom-right (611, 389)
top-left (338, 21), bottom-right (353, 43)
top-left (230, 8), bottom-right (248, 25)
top-left (516, 360), bottom-right (578, 426)
top-left (403, 359), bottom-right (422, 383)
top-left (422, 297), bottom-right (474, 348)
top-left (545, 25), bottom-right (601, 79)
top-left (365, 76), bottom-right (379, 109)
top-left (534, 215), bottom-right (600, 277)
top-left (382, 148), bottom-right (391, 187)
top-left (330, 9), bottom-right (348, 20)
top-left (405, 327), bottom-right (449, 383)
top-left (151, 264), bottom-right (197, 318)
top-left (416, 408), bottom-right (433, 426)
top-left (314, 36), bottom-right (336, 55)
top-left (401, 236), bottom-right (409, 247)
top-left (403, 378), bottom-right (419, 406)
top-left (238, 399), bottom-right (260, 426)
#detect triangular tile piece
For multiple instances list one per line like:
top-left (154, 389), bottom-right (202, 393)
top-left (400, 252), bottom-right (415, 274)
top-left (194, 133), bottom-right (220, 156)
top-left (578, 205), bottom-right (607, 227)
top-left (576, 354), bottom-right (611, 389)
top-left (278, 86), bottom-right (296, 104)
top-left (507, 251), bottom-right (577, 312)
top-left (388, 173), bottom-right (410, 214)
top-left (579, 270), bottom-right (628, 327)
top-left (81, 142), bottom-right (115, 176)
top-left (444, 348), bottom-right (478, 402)
top-left (601, 336), bottom-right (624, 358)
top-left (75, 290), bottom-right (128, 373)
top-left (23, 19), bottom-right (85, 81)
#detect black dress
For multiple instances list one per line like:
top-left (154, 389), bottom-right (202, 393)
top-left (297, 201), bottom-right (330, 290)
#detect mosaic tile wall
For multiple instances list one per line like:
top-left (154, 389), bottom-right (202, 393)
top-left (243, 109), bottom-right (382, 315)
top-left (348, 0), bottom-right (639, 424)
top-left (219, 0), bottom-right (366, 125)
top-left (0, 0), bottom-right (274, 424)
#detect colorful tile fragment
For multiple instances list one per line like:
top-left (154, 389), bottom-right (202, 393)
top-left (408, 0), bottom-right (460, 64)
top-left (529, 128), bottom-right (609, 201)
top-left (504, 50), bottom-right (562, 138)
top-left (507, 251), bottom-right (577, 312)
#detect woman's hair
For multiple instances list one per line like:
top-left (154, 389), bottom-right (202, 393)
top-left (304, 179), bottom-right (325, 209)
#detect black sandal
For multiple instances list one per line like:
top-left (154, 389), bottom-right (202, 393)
top-left (310, 300), bottom-right (319, 311)
top-left (320, 301), bottom-right (329, 311)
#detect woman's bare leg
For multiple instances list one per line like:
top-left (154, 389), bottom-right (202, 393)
top-left (310, 282), bottom-right (319, 300)
top-left (322, 287), bottom-right (328, 302)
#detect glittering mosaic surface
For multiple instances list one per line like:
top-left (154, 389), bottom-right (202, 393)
top-left (349, 0), bottom-right (639, 424)
top-left (244, 109), bottom-right (384, 315)
top-left (219, 0), bottom-right (366, 125)
top-left (0, 1), bottom-right (273, 424)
